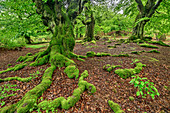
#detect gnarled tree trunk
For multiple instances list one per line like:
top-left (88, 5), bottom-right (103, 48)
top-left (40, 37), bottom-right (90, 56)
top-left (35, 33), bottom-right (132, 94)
top-left (130, 0), bottom-right (163, 40)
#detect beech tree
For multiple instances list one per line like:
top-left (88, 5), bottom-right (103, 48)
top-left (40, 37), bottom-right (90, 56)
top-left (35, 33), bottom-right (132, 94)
top-left (115, 0), bottom-right (163, 40)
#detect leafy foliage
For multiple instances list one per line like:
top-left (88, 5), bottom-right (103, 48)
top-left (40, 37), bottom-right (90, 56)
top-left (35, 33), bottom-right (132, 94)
top-left (129, 75), bottom-right (160, 99)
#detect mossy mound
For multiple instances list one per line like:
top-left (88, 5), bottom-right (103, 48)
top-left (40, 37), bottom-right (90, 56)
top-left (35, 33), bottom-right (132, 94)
top-left (147, 49), bottom-right (160, 53)
top-left (64, 65), bottom-right (79, 79)
top-left (140, 43), bottom-right (159, 48)
top-left (148, 41), bottom-right (170, 47)
top-left (115, 63), bottom-right (146, 79)
top-left (108, 100), bottom-right (125, 113)
top-left (103, 64), bottom-right (121, 72)
top-left (0, 76), bottom-right (32, 83)
top-left (37, 70), bottom-right (96, 110)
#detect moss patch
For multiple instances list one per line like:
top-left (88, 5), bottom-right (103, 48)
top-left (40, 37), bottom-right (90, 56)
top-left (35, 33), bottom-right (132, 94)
top-left (115, 63), bottom-right (146, 79)
top-left (86, 51), bottom-right (96, 57)
top-left (108, 100), bottom-right (125, 113)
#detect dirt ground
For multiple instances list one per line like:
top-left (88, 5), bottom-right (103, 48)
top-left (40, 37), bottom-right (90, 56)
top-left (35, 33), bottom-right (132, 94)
top-left (0, 38), bottom-right (169, 113)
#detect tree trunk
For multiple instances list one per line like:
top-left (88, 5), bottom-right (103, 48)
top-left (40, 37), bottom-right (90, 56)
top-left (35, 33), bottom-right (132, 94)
top-left (84, 11), bottom-right (95, 42)
top-left (131, 20), bottom-right (146, 40)
top-left (24, 35), bottom-right (32, 44)
top-left (130, 0), bottom-right (163, 40)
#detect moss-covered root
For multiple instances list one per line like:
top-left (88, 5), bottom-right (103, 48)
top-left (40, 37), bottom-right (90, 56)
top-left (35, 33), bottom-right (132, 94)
top-left (108, 100), bottom-right (125, 113)
top-left (115, 62), bottom-right (146, 79)
top-left (148, 40), bottom-right (170, 47)
top-left (140, 43), bottom-right (159, 48)
top-left (103, 64), bottom-right (122, 72)
top-left (112, 54), bottom-right (129, 57)
top-left (0, 65), bottom-right (56, 113)
top-left (64, 65), bottom-right (79, 79)
top-left (147, 49), bottom-right (160, 53)
top-left (0, 63), bottom-right (27, 74)
top-left (86, 51), bottom-right (112, 57)
top-left (0, 76), bottom-right (32, 83)
top-left (30, 54), bottom-right (50, 66)
top-left (38, 70), bottom-right (96, 110)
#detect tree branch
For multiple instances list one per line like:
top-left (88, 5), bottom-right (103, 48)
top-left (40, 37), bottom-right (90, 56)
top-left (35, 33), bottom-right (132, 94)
top-left (135, 0), bottom-right (144, 13)
top-left (149, 0), bottom-right (163, 17)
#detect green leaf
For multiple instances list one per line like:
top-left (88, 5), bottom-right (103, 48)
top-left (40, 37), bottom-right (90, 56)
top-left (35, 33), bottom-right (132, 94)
top-left (141, 81), bottom-right (144, 86)
top-left (142, 77), bottom-right (147, 80)
top-left (136, 91), bottom-right (140, 96)
top-left (140, 91), bottom-right (143, 95)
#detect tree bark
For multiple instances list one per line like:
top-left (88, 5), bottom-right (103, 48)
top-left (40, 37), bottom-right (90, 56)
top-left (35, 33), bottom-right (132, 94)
top-left (84, 11), bottom-right (95, 41)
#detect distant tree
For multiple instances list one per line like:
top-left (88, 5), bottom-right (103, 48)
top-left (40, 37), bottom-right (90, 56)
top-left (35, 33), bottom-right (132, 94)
top-left (0, 0), bottom-right (48, 46)
top-left (115, 0), bottom-right (164, 40)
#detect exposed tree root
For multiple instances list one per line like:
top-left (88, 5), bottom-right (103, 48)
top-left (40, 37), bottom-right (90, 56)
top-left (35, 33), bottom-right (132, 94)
top-left (86, 51), bottom-right (130, 57)
top-left (0, 76), bottom-right (32, 83)
top-left (115, 62), bottom-right (146, 79)
top-left (38, 70), bottom-right (96, 110)
top-left (0, 65), bottom-right (56, 113)
top-left (108, 100), bottom-right (125, 113)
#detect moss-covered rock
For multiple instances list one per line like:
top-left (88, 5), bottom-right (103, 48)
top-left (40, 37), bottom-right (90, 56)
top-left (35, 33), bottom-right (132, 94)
top-left (140, 43), bottom-right (159, 48)
top-left (64, 65), bottom-right (79, 79)
top-left (108, 100), bottom-right (125, 113)
top-left (115, 62), bottom-right (146, 79)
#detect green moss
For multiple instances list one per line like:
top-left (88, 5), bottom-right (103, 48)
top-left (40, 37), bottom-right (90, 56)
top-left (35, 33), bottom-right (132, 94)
top-left (140, 43), bottom-right (159, 48)
top-left (0, 67), bottom-right (15, 74)
top-left (80, 70), bottom-right (89, 78)
top-left (50, 53), bottom-right (67, 67)
top-left (95, 52), bottom-right (111, 57)
top-left (30, 55), bottom-right (49, 66)
top-left (147, 49), bottom-right (160, 53)
top-left (115, 62), bottom-right (146, 79)
top-left (75, 40), bottom-right (83, 43)
top-left (148, 41), bottom-right (170, 47)
top-left (108, 100), bottom-right (125, 113)
top-left (86, 51), bottom-right (96, 57)
top-left (64, 65), bottom-right (79, 79)
top-left (129, 96), bottom-right (135, 101)
top-left (77, 58), bottom-right (85, 62)
top-left (14, 63), bottom-right (27, 71)
top-left (35, 70), bottom-right (96, 111)
top-left (112, 54), bottom-right (129, 57)
top-left (90, 40), bottom-right (96, 44)
top-left (1, 76), bottom-right (32, 82)
top-left (103, 64), bottom-right (122, 72)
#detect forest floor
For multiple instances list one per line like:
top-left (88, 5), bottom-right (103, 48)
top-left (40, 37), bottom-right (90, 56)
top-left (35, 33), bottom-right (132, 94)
top-left (0, 37), bottom-right (169, 113)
